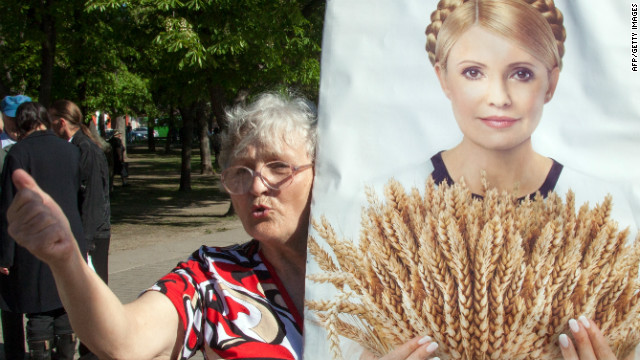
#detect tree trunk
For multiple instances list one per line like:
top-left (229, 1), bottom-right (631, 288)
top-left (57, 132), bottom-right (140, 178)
top-left (209, 87), bottom-right (224, 169)
top-left (72, 8), bottom-right (88, 112)
top-left (78, 79), bottom-right (88, 116)
top-left (113, 115), bottom-right (127, 157)
top-left (178, 104), bottom-right (196, 191)
top-left (38, 0), bottom-right (56, 107)
top-left (209, 87), bottom-right (249, 217)
top-left (198, 105), bottom-right (213, 175)
top-left (209, 85), bottom-right (229, 133)
top-left (302, 0), bottom-right (324, 19)
top-left (164, 107), bottom-right (175, 154)
top-left (208, 86), bottom-right (248, 166)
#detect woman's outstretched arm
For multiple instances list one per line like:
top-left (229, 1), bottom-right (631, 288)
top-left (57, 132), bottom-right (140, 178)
top-left (8, 169), bottom-right (183, 360)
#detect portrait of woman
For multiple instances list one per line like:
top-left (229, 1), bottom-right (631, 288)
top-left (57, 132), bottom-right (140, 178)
top-left (305, 0), bottom-right (640, 359)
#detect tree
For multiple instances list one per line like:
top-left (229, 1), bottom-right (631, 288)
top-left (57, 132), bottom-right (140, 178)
top-left (0, 0), bottom-right (155, 116)
top-left (90, 0), bottom-right (325, 190)
top-left (1, 0), bottom-right (324, 192)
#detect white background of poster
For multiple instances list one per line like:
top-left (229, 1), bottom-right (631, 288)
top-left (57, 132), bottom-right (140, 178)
top-left (304, 0), bottom-right (640, 358)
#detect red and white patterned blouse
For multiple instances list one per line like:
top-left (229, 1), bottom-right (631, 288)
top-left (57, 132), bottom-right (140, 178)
top-left (148, 240), bottom-right (303, 359)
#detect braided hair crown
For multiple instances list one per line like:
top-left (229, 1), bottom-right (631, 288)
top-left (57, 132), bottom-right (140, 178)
top-left (425, 0), bottom-right (566, 70)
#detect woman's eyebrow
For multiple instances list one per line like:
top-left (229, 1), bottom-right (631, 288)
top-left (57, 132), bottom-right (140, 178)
top-left (508, 61), bottom-right (537, 68)
top-left (455, 60), bottom-right (485, 67)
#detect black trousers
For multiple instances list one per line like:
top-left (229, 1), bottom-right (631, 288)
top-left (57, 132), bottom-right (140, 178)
top-left (26, 308), bottom-right (75, 360)
top-left (1, 309), bottom-right (25, 360)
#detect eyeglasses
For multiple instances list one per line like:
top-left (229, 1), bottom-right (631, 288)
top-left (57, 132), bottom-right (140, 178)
top-left (221, 161), bottom-right (313, 194)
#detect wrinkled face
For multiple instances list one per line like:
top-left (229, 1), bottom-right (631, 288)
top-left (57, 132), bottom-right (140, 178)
top-left (435, 25), bottom-right (559, 152)
top-left (229, 141), bottom-right (314, 248)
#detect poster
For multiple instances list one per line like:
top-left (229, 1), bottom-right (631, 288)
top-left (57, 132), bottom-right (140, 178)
top-left (304, 0), bottom-right (640, 359)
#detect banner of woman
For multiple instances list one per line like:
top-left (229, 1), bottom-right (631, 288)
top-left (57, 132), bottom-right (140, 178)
top-left (304, 1), bottom-right (640, 359)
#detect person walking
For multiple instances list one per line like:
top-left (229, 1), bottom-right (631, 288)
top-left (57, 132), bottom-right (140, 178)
top-left (107, 130), bottom-right (128, 190)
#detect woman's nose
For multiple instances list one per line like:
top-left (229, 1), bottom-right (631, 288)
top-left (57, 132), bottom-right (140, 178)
top-left (487, 77), bottom-right (512, 108)
top-left (248, 172), bottom-right (269, 196)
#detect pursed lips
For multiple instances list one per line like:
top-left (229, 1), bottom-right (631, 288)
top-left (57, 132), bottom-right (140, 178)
top-left (251, 204), bottom-right (271, 219)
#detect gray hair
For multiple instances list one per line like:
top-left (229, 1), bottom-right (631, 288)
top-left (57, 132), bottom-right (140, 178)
top-left (219, 92), bottom-right (318, 169)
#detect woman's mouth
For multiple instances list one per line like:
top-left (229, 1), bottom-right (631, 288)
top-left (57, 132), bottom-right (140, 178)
top-left (252, 205), bottom-right (271, 219)
top-left (480, 116), bottom-right (519, 129)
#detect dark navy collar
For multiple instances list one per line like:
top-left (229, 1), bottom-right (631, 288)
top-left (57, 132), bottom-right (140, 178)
top-left (430, 150), bottom-right (563, 200)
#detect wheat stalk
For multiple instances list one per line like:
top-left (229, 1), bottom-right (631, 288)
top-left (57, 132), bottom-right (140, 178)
top-left (307, 177), bottom-right (640, 359)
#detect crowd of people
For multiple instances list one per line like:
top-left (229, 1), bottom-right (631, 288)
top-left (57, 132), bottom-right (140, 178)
top-left (0, 0), bottom-right (636, 359)
top-left (0, 96), bottom-right (111, 360)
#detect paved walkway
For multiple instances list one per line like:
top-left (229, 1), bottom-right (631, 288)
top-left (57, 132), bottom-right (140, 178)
top-left (0, 225), bottom-right (246, 360)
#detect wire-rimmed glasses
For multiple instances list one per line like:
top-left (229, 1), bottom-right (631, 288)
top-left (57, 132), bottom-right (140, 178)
top-left (221, 161), bottom-right (313, 195)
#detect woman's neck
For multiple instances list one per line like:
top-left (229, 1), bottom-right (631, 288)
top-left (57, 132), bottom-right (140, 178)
top-left (442, 140), bottom-right (552, 197)
top-left (259, 237), bottom-right (307, 316)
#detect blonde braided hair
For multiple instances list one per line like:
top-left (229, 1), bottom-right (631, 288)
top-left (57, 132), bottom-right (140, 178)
top-left (425, 0), bottom-right (566, 70)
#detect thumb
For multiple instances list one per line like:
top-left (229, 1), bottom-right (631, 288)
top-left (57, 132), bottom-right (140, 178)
top-left (12, 169), bottom-right (41, 193)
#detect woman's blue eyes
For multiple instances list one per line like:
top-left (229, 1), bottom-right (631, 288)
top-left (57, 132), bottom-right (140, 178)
top-left (461, 67), bottom-right (534, 81)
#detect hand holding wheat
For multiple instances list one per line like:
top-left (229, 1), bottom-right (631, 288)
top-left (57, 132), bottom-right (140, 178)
top-left (360, 335), bottom-right (440, 360)
top-left (307, 177), bottom-right (640, 360)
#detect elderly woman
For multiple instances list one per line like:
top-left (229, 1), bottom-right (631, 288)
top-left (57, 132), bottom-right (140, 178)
top-left (6, 93), bottom-right (439, 360)
top-left (5, 93), bottom-right (312, 360)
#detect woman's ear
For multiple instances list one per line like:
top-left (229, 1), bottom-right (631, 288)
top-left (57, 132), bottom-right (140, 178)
top-left (544, 67), bottom-right (560, 103)
top-left (435, 62), bottom-right (452, 99)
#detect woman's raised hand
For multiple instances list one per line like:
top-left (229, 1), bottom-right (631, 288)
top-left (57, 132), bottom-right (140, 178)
top-left (559, 316), bottom-right (632, 360)
top-left (7, 169), bottom-right (78, 268)
top-left (360, 336), bottom-right (440, 360)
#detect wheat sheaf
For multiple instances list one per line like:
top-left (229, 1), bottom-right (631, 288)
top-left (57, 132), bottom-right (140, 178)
top-left (307, 177), bottom-right (640, 360)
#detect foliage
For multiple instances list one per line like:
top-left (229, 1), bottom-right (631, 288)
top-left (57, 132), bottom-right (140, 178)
top-left (1, 0), bottom-right (323, 114)
top-left (0, 0), bottom-right (155, 115)
top-left (88, 0), bottom-right (324, 103)
top-left (1, 0), bottom-right (324, 189)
